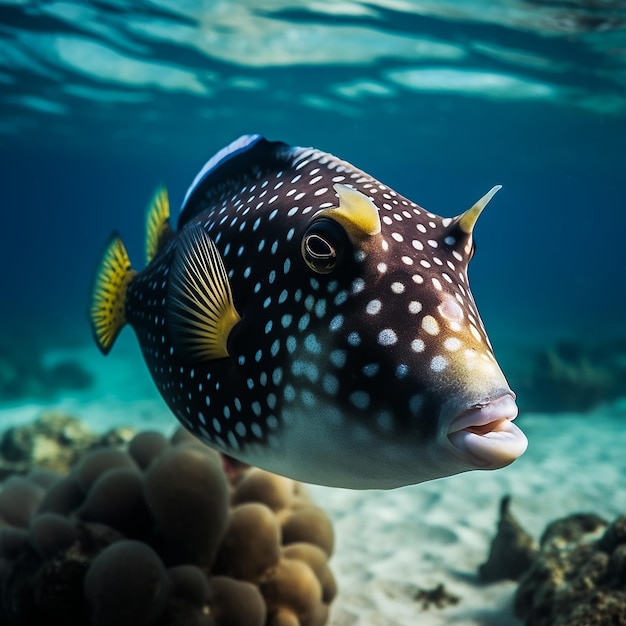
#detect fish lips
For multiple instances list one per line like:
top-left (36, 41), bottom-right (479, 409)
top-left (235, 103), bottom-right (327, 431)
top-left (447, 393), bottom-right (528, 469)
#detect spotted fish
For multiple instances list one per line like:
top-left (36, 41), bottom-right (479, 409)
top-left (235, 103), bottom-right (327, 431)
top-left (89, 134), bottom-right (527, 489)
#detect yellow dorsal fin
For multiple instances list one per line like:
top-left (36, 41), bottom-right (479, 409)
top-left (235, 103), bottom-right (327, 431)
top-left (168, 224), bottom-right (241, 360)
top-left (89, 233), bottom-right (136, 355)
top-left (145, 186), bottom-right (173, 264)
top-left (313, 184), bottom-right (381, 242)
top-left (457, 185), bottom-right (502, 234)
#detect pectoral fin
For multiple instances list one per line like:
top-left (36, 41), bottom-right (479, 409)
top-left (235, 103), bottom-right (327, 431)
top-left (168, 224), bottom-right (241, 360)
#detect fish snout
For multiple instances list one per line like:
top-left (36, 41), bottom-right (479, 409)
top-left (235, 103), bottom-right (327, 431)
top-left (447, 393), bottom-right (527, 469)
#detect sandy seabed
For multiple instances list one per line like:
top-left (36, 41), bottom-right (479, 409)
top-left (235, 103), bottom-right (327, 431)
top-left (2, 339), bottom-right (626, 626)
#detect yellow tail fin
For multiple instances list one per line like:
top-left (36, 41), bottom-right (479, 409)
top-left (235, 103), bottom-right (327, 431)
top-left (89, 233), bottom-right (136, 354)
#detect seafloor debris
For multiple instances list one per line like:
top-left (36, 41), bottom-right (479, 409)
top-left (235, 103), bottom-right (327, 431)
top-left (0, 412), bottom-right (135, 478)
top-left (479, 495), bottom-right (537, 582)
top-left (514, 513), bottom-right (626, 626)
top-left (0, 421), bottom-right (336, 626)
top-left (413, 583), bottom-right (460, 610)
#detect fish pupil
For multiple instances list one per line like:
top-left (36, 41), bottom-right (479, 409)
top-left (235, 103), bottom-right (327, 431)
top-left (301, 217), bottom-right (346, 274)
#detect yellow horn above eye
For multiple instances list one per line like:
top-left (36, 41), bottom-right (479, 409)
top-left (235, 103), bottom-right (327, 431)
top-left (458, 185), bottom-right (502, 234)
top-left (313, 184), bottom-right (381, 241)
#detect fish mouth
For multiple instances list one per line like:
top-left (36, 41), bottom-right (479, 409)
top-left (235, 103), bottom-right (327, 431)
top-left (447, 393), bottom-right (528, 469)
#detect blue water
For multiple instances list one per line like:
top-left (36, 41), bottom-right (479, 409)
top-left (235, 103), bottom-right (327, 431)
top-left (1, 0), bottom-right (625, 383)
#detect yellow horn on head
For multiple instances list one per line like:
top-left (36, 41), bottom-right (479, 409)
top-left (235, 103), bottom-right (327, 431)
top-left (458, 185), bottom-right (502, 234)
top-left (313, 184), bottom-right (381, 241)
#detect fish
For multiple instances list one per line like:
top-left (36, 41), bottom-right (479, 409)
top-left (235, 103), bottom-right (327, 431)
top-left (89, 134), bottom-right (527, 489)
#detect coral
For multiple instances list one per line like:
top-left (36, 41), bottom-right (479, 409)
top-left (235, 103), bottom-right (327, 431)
top-left (413, 583), bottom-right (460, 610)
top-left (514, 512), bottom-right (626, 626)
top-left (0, 420), bottom-right (336, 626)
top-left (479, 495), bottom-right (537, 582)
top-left (0, 412), bottom-right (135, 478)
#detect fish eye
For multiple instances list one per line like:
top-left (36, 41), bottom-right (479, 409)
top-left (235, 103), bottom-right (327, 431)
top-left (301, 218), bottom-right (347, 274)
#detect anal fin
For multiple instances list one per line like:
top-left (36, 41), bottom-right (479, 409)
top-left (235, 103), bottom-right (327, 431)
top-left (168, 224), bottom-right (241, 360)
top-left (145, 186), bottom-right (173, 264)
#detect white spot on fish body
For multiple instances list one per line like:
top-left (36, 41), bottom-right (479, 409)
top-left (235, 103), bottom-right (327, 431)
top-left (470, 324), bottom-right (482, 342)
top-left (284, 385), bottom-right (296, 402)
top-left (396, 363), bottom-right (409, 378)
top-left (323, 374), bottom-right (339, 395)
top-left (301, 390), bottom-right (316, 407)
top-left (363, 363), bottom-right (380, 377)
top-left (366, 299), bottom-right (382, 315)
top-left (314, 299), bottom-right (327, 318)
top-left (347, 332), bottom-right (361, 346)
top-left (350, 391), bottom-right (370, 410)
top-left (444, 337), bottom-right (462, 351)
top-left (305, 334), bottom-right (322, 354)
top-left (330, 349), bottom-right (347, 368)
top-left (351, 278), bottom-right (365, 294)
top-left (409, 394), bottom-right (423, 414)
top-left (329, 315), bottom-right (343, 332)
top-left (411, 338), bottom-right (425, 353)
top-left (298, 313), bottom-right (310, 331)
top-left (333, 290), bottom-right (348, 306)
top-left (422, 315), bottom-right (440, 335)
top-left (271, 339), bottom-right (280, 356)
top-left (431, 355), bottom-right (448, 372)
top-left (378, 329), bottom-right (398, 346)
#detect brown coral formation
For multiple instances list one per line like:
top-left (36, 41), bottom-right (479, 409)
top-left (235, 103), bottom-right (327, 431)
top-left (479, 495), bottom-right (537, 582)
top-left (514, 513), bottom-right (626, 626)
top-left (0, 420), bottom-right (336, 626)
top-left (0, 412), bottom-right (135, 478)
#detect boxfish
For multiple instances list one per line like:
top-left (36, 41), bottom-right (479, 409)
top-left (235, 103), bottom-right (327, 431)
top-left (90, 134), bottom-right (527, 489)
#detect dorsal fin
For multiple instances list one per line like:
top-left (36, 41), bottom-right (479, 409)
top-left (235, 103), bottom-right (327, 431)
top-left (145, 186), bottom-right (173, 264)
top-left (178, 135), bottom-right (291, 228)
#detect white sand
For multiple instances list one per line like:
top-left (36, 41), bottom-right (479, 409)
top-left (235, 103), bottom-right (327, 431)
top-left (3, 340), bottom-right (626, 626)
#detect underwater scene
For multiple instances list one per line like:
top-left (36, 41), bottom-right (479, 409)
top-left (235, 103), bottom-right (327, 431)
top-left (1, 1), bottom-right (626, 624)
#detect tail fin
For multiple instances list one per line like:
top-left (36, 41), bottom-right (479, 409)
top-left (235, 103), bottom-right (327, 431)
top-left (89, 233), bottom-right (136, 354)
